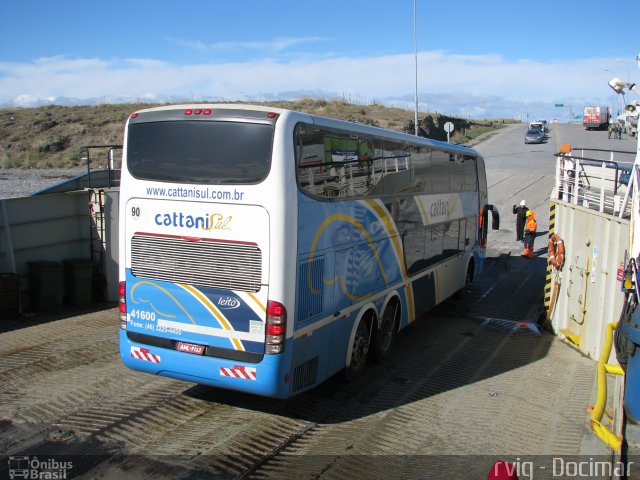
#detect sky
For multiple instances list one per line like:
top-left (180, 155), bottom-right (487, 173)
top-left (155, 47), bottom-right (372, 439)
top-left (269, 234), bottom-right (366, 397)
top-left (0, 0), bottom-right (638, 121)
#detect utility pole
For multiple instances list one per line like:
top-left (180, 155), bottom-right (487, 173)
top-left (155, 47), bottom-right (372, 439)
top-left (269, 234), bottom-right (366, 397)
top-left (413, 0), bottom-right (418, 136)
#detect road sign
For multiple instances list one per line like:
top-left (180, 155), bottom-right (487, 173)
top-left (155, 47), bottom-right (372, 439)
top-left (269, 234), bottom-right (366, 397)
top-left (443, 122), bottom-right (454, 143)
top-left (555, 103), bottom-right (564, 107)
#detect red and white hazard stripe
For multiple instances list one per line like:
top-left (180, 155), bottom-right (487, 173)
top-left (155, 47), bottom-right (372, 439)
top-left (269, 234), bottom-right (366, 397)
top-left (220, 365), bottom-right (257, 380)
top-left (130, 346), bottom-right (161, 364)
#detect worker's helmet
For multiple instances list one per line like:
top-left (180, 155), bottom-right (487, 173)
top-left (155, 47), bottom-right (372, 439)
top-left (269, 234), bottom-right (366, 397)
top-left (526, 210), bottom-right (533, 217)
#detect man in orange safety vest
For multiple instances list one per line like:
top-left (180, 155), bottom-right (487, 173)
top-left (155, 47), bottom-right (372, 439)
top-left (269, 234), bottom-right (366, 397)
top-left (522, 210), bottom-right (537, 259)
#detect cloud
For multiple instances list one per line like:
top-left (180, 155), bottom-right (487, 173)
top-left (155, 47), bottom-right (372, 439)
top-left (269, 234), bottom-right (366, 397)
top-left (0, 52), bottom-right (628, 121)
top-left (169, 36), bottom-right (328, 54)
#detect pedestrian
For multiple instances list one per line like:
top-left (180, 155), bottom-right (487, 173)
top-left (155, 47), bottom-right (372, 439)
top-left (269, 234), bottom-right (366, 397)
top-left (522, 210), bottom-right (537, 259)
top-left (561, 155), bottom-right (576, 202)
top-left (608, 124), bottom-right (612, 139)
top-left (618, 124), bottom-right (623, 139)
top-left (512, 200), bottom-right (528, 241)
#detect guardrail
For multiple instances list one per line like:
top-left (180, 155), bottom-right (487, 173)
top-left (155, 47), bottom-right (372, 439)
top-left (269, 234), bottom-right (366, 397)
top-left (553, 146), bottom-right (635, 219)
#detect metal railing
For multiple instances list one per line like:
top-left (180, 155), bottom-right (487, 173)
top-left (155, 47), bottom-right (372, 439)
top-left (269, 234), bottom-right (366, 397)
top-left (553, 147), bottom-right (635, 219)
top-left (300, 154), bottom-right (410, 198)
top-left (81, 144), bottom-right (123, 189)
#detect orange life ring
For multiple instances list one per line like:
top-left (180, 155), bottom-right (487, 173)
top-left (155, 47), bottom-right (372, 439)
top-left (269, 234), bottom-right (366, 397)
top-left (548, 234), bottom-right (565, 270)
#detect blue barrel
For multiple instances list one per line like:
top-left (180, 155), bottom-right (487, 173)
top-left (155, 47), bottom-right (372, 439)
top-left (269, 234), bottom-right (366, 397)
top-left (621, 309), bottom-right (640, 422)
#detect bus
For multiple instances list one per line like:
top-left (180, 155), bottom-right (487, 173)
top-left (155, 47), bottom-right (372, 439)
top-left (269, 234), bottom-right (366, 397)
top-left (118, 104), bottom-right (499, 398)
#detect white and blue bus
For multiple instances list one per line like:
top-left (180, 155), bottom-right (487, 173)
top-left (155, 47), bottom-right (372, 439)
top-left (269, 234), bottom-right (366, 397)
top-left (118, 104), bottom-right (499, 398)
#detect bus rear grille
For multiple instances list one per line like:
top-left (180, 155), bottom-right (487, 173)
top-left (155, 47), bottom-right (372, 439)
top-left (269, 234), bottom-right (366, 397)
top-left (131, 234), bottom-right (262, 292)
top-left (292, 356), bottom-right (319, 392)
top-left (296, 256), bottom-right (324, 325)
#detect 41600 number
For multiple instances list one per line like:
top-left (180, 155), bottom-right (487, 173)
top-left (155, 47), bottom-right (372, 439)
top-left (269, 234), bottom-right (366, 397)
top-left (129, 309), bottom-right (156, 321)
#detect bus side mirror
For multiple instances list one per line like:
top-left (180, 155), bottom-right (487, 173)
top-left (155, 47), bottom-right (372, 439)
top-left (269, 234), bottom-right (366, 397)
top-left (485, 204), bottom-right (500, 230)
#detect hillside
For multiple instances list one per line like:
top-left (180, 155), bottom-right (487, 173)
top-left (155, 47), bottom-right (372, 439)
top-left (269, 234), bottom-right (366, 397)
top-left (0, 100), bottom-right (515, 169)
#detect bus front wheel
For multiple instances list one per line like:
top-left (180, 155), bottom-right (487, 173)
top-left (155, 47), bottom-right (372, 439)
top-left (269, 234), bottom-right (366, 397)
top-left (344, 317), bottom-right (370, 381)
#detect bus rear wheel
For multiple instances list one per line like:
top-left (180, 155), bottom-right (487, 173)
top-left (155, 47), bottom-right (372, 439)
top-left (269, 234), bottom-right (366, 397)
top-left (371, 301), bottom-right (398, 363)
top-left (344, 317), bottom-right (370, 381)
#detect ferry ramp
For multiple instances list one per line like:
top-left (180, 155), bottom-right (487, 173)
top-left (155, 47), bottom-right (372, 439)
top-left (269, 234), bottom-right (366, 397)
top-left (0, 253), bottom-right (613, 479)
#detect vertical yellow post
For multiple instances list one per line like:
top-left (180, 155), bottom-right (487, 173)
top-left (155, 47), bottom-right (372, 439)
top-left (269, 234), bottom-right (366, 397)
top-left (590, 322), bottom-right (623, 451)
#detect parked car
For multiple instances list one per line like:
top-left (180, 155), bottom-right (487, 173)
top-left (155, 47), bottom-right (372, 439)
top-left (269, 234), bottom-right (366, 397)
top-left (537, 120), bottom-right (549, 132)
top-left (525, 127), bottom-right (544, 144)
top-left (529, 121), bottom-right (546, 136)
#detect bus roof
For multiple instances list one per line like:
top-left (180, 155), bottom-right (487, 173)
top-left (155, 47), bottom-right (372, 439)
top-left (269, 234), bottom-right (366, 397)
top-left (129, 103), bottom-right (481, 157)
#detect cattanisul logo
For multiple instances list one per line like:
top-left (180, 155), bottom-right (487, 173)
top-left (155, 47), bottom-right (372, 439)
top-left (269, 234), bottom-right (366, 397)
top-left (429, 199), bottom-right (449, 218)
top-left (217, 297), bottom-right (241, 309)
top-left (154, 212), bottom-right (232, 231)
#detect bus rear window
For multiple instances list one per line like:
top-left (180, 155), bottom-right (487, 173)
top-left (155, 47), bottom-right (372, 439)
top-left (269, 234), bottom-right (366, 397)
top-left (127, 120), bottom-right (273, 184)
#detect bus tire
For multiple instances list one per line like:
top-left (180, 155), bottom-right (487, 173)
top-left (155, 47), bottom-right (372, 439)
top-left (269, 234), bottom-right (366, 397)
top-left (344, 316), bottom-right (370, 382)
top-left (465, 259), bottom-right (474, 287)
top-left (371, 300), bottom-right (398, 363)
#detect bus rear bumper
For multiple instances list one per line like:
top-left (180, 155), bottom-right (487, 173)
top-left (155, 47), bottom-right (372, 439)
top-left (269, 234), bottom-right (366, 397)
top-left (119, 331), bottom-right (293, 398)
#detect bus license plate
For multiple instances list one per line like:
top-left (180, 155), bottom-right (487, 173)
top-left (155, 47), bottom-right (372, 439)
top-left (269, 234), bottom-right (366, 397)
top-left (176, 342), bottom-right (205, 355)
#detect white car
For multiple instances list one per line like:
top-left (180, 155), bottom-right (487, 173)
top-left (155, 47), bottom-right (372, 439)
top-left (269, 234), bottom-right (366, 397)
top-left (529, 121), bottom-right (547, 136)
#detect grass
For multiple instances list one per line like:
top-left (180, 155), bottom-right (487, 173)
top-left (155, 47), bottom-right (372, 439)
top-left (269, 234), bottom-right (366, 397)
top-left (0, 100), bottom-right (516, 169)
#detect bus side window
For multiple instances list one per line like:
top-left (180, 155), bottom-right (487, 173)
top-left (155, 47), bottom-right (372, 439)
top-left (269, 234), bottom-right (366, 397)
top-left (449, 154), bottom-right (464, 192)
top-left (431, 150), bottom-right (450, 194)
top-left (443, 220), bottom-right (460, 257)
top-left (370, 139), bottom-right (411, 196)
top-left (425, 224), bottom-right (444, 267)
top-left (410, 146), bottom-right (432, 194)
top-left (458, 218), bottom-right (468, 251)
top-left (403, 226), bottom-right (427, 275)
top-left (463, 156), bottom-right (477, 191)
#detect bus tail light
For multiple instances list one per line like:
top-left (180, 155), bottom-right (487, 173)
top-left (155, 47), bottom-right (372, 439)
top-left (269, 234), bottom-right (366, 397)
top-left (265, 300), bottom-right (286, 354)
top-left (184, 109), bottom-right (212, 116)
top-left (119, 281), bottom-right (127, 330)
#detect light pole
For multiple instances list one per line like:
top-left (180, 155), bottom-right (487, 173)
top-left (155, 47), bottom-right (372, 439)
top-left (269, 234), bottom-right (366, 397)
top-left (413, 0), bottom-right (419, 136)
top-left (616, 59), bottom-right (630, 83)
top-left (606, 69), bottom-right (624, 115)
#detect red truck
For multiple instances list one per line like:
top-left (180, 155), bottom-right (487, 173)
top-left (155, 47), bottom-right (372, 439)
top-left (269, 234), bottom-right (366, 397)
top-left (583, 105), bottom-right (610, 130)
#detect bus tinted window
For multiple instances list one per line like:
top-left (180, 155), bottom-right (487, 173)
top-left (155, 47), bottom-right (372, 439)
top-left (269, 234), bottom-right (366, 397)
top-left (296, 124), bottom-right (425, 199)
top-left (463, 155), bottom-right (478, 191)
top-left (127, 121), bottom-right (273, 184)
top-left (431, 150), bottom-right (450, 194)
top-left (410, 146), bottom-right (432, 193)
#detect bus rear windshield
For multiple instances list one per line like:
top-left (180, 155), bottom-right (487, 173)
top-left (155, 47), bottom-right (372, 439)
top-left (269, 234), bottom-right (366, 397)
top-left (127, 120), bottom-right (273, 184)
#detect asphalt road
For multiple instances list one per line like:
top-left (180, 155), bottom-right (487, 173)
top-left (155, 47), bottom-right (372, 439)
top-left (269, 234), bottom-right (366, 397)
top-left (475, 122), bottom-right (637, 258)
